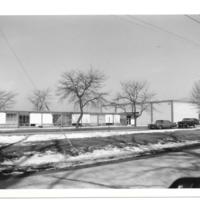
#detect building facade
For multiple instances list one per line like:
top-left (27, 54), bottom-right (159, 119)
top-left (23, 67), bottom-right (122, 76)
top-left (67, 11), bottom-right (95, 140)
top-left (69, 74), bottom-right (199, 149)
top-left (0, 100), bottom-right (199, 128)
top-left (103, 100), bottom-right (200, 126)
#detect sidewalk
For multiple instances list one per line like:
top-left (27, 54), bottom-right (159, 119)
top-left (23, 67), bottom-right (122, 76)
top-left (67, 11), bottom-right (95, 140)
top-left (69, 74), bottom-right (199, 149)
top-left (0, 125), bottom-right (147, 134)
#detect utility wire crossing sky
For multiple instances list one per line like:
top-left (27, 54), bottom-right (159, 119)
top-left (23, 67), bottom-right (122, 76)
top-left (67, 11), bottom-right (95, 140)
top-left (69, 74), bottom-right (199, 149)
top-left (0, 15), bottom-right (200, 111)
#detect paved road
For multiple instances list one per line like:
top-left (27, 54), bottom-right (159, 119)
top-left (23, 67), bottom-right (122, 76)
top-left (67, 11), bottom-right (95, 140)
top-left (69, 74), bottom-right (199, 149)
top-left (2, 147), bottom-right (200, 189)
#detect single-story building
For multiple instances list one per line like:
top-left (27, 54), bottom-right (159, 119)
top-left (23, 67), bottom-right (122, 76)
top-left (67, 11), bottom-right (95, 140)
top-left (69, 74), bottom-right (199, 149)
top-left (103, 99), bottom-right (200, 126)
top-left (0, 111), bottom-right (122, 128)
top-left (0, 99), bottom-right (199, 128)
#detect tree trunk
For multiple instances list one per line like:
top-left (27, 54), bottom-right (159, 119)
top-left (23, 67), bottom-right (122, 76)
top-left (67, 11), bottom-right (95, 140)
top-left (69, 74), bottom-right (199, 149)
top-left (76, 111), bottom-right (83, 128)
top-left (76, 100), bottom-right (83, 128)
top-left (134, 116), bottom-right (137, 127)
top-left (133, 102), bottom-right (137, 127)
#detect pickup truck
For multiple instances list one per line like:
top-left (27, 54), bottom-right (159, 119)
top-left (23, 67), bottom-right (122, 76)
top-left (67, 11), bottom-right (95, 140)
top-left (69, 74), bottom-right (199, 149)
top-left (148, 120), bottom-right (177, 129)
top-left (177, 118), bottom-right (199, 128)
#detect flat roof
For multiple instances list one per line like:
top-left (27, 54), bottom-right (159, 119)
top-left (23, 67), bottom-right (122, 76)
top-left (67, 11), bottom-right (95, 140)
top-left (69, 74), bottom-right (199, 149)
top-left (0, 110), bottom-right (123, 115)
top-left (103, 99), bottom-right (197, 106)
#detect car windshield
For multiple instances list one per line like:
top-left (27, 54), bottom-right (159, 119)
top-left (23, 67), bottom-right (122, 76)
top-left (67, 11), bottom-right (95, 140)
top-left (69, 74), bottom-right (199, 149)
top-left (155, 120), bottom-right (170, 124)
top-left (156, 120), bottom-right (163, 123)
top-left (183, 118), bottom-right (192, 121)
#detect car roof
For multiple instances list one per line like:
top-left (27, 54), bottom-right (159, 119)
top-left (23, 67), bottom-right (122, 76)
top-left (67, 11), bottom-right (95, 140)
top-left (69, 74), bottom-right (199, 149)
top-left (183, 118), bottom-right (196, 120)
top-left (156, 120), bottom-right (170, 122)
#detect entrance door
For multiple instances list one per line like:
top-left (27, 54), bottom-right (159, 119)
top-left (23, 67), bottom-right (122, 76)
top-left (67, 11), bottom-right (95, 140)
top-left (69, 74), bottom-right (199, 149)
top-left (127, 115), bottom-right (131, 125)
top-left (19, 115), bottom-right (30, 127)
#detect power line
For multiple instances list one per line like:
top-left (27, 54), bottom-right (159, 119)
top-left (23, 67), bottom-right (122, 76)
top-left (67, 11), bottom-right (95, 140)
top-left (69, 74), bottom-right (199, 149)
top-left (116, 15), bottom-right (148, 29)
top-left (0, 28), bottom-right (37, 89)
top-left (119, 15), bottom-right (200, 48)
top-left (185, 15), bottom-right (200, 25)
top-left (128, 15), bottom-right (200, 47)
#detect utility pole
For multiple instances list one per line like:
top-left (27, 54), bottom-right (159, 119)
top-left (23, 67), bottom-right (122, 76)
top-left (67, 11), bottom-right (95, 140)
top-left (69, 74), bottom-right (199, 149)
top-left (150, 102), bottom-right (154, 123)
top-left (170, 100), bottom-right (174, 122)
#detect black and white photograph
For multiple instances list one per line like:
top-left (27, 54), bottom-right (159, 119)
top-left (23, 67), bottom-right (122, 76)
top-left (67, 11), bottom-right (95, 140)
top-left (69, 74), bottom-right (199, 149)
top-left (1, 1), bottom-right (200, 196)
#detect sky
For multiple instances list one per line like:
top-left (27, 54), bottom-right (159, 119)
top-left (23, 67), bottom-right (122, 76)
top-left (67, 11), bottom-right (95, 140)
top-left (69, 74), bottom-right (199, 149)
top-left (1, 15), bottom-right (200, 111)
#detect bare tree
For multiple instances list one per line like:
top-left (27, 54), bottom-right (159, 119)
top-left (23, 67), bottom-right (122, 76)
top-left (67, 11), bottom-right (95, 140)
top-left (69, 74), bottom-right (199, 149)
top-left (115, 80), bottom-right (155, 127)
top-left (29, 89), bottom-right (51, 111)
top-left (57, 68), bottom-right (107, 127)
top-left (191, 80), bottom-right (200, 110)
top-left (0, 90), bottom-right (17, 110)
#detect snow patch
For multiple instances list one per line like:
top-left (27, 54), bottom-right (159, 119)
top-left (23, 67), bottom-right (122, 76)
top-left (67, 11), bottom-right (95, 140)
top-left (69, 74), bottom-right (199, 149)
top-left (2, 140), bottom-right (200, 167)
top-left (0, 127), bottom-right (200, 145)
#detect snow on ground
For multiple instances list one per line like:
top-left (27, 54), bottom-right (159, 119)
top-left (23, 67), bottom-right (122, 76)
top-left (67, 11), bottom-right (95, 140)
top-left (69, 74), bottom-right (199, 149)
top-left (0, 127), bottom-right (200, 145)
top-left (2, 140), bottom-right (200, 167)
top-left (0, 125), bottom-right (125, 132)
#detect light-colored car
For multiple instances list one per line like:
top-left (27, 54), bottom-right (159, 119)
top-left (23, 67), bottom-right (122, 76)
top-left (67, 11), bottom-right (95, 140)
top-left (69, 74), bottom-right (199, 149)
top-left (148, 120), bottom-right (177, 129)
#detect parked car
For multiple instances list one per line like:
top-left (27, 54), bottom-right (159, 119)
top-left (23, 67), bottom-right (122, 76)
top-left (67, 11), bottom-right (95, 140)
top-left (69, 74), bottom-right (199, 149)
top-left (190, 118), bottom-right (199, 125)
top-left (148, 120), bottom-right (177, 129)
top-left (177, 118), bottom-right (199, 128)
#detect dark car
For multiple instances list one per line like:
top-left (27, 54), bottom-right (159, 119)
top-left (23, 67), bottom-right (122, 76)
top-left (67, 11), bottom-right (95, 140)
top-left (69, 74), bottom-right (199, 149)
top-left (177, 118), bottom-right (199, 128)
top-left (148, 120), bottom-right (177, 129)
top-left (169, 177), bottom-right (200, 188)
top-left (190, 118), bottom-right (199, 125)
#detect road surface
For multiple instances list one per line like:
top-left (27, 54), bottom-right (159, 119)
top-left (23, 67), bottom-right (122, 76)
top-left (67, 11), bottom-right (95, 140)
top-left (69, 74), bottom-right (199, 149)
top-left (1, 147), bottom-right (200, 189)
